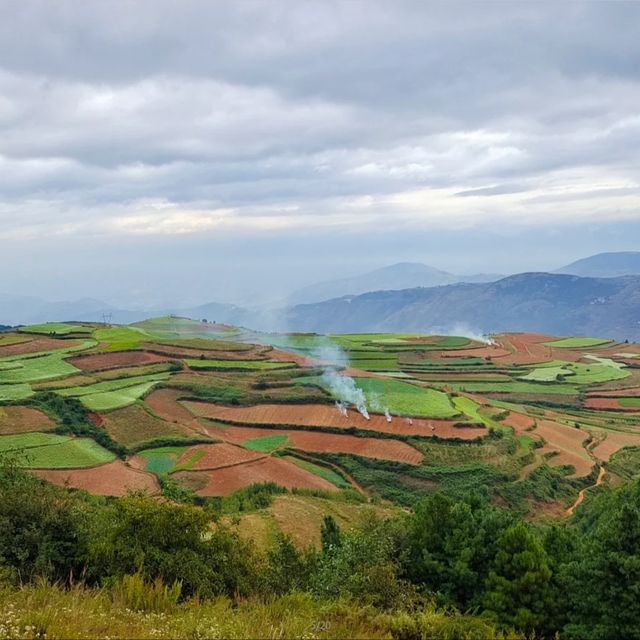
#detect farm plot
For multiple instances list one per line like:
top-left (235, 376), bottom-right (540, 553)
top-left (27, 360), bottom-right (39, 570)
top-left (185, 359), bottom-right (295, 371)
top-left (591, 429), bottom-right (640, 462)
top-left (0, 352), bottom-right (80, 383)
top-left (67, 350), bottom-right (170, 371)
top-left (176, 443), bottom-right (263, 470)
top-left (57, 373), bottom-right (170, 411)
top-left (0, 406), bottom-right (55, 434)
top-left (206, 424), bottom-right (424, 464)
top-left (183, 401), bottom-right (483, 439)
top-left (102, 404), bottom-right (196, 447)
top-left (545, 337), bottom-right (613, 349)
top-left (145, 388), bottom-right (195, 424)
top-left (178, 456), bottom-right (339, 496)
top-left (584, 398), bottom-right (640, 412)
top-left (19, 322), bottom-right (94, 336)
top-left (284, 456), bottom-right (351, 488)
top-left (0, 383), bottom-right (33, 402)
top-left (0, 337), bottom-right (83, 358)
top-left (32, 460), bottom-right (159, 495)
top-left (532, 419), bottom-right (593, 477)
top-left (0, 432), bottom-right (115, 468)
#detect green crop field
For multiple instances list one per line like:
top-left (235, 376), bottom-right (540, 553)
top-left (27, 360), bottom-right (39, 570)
top-left (285, 455), bottom-right (351, 488)
top-left (81, 381), bottom-right (163, 411)
top-left (0, 383), bottom-right (33, 402)
top-left (18, 322), bottom-right (94, 335)
top-left (139, 446), bottom-right (188, 474)
top-left (93, 326), bottom-right (150, 350)
top-left (243, 434), bottom-right (289, 452)
top-left (544, 337), bottom-right (613, 348)
top-left (185, 359), bottom-right (295, 371)
top-left (0, 353), bottom-right (80, 383)
top-left (56, 373), bottom-right (170, 398)
top-left (0, 432), bottom-right (114, 468)
top-left (353, 377), bottom-right (458, 418)
top-left (619, 398), bottom-right (640, 408)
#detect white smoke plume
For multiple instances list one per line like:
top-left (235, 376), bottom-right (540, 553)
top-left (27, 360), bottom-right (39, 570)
top-left (424, 322), bottom-right (495, 345)
top-left (315, 343), bottom-right (371, 420)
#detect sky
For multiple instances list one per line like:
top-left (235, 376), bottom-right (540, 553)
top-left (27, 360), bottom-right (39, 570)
top-left (1, 1), bottom-right (640, 307)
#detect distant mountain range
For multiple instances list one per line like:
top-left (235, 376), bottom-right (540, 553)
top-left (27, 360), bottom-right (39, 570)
top-left (555, 251), bottom-right (640, 278)
top-left (2, 251), bottom-right (639, 338)
top-left (287, 262), bottom-right (502, 304)
top-left (285, 273), bottom-right (640, 341)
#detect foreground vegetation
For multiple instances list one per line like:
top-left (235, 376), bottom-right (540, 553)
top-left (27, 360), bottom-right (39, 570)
top-left (2, 459), bottom-right (640, 639)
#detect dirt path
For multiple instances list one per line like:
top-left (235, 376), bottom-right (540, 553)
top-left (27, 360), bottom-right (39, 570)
top-left (566, 466), bottom-right (606, 516)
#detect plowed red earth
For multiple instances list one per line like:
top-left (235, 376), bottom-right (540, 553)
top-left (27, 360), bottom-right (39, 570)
top-left (145, 389), bottom-right (195, 424)
top-left (0, 337), bottom-right (81, 357)
top-left (584, 398), bottom-right (639, 412)
top-left (179, 443), bottom-right (264, 470)
top-left (492, 333), bottom-right (586, 365)
top-left (183, 401), bottom-right (483, 439)
top-left (185, 457), bottom-right (338, 496)
top-left (32, 460), bottom-right (159, 495)
top-left (592, 430), bottom-right (640, 461)
top-left (534, 419), bottom-right (593, 477)
top-left (502, 411), bottom-right (536, 433)
top-left (0, 406), bottom-right (55, 434)
top-left (205, 424), bottom-right (423, 464)
top-left (67, 350), bottom-right (169, 371)
top-left (439, 346), bottom-right (511, 359)
top-left (588, 386), bottom-right (640, 398)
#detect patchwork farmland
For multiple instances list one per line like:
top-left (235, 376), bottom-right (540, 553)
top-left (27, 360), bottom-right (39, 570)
top-left (1, 317), bottom-right (639, 519)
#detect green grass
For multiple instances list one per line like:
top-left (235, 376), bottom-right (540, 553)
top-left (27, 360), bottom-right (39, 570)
top-left (285, 455), bottom-right (351, 488)
top-left (0, 432), bottom-right (115, 468)
top-left (139, 446), bottom-right (187, 474)
top-left (19, 322), bottom-right (94, 335)
top-left (185, 359), bottom-right (295, 371)
top-left (0, 383), bottom-right (33, 402)
top-left (519, 365), bottom-right (573, 382)
top-left (431, 381), bottom-right (581, 395)
top-left (243, 434), bottom-right (289, 452)
top-left (544, 337), bottom-right (612, 348)
top-left (352, 377), bottom-right (458, 418)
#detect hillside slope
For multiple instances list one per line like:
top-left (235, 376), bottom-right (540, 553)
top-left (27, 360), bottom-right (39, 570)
top-left (286, 273), bottom-right (640, 339)
top-left (556, 251), bottom-right (640, 277)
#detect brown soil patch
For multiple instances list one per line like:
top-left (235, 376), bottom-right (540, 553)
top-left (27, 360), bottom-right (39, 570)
top-left (32, 460), bottom-right (159, 495)
top-left (584, 398), bottom-right (639, 412)
top-left (492, 333), bottom-right (558, 365)
top-left (0, 337), bottom-right (81, 357)
top-left (183, 401), bottom-right (483, 440)
top-left (588, 386), bottom-right (640, 398)
top-left (534, 419), bottom-right (593, 477)
top-left (67, 350), bottom-right (170, 371)
top-left (188, 457), bottom-right (338, 495)
top-left (502, 411), bottom-right (537, 433)
top-left (179, 443), bottom-right (264, 470)
top-left (205, 424), bottom-right (424, 464)
top-left (440, 345), bottom-right (511, 359)
top-left (145, 388), bottom-right (196, 424)
top-left (0, 406), bottom-right (55, 434)
top-left (591, 430), bottom-right (640, 461)
top-left (102, 404), bottom-right (196, 447)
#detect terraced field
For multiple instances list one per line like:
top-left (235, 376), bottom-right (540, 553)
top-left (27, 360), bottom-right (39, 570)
top-left (0, 319), bottom-right (638, 514)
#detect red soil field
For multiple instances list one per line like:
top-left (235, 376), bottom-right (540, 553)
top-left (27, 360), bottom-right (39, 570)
top-left (32, 460), bottom-right (159, 496)
top-left (205, 424), bottom-right (424, 464)
top-left (185, 457), bottom-right (338, 496)
top-left (592, 431), bottom-right (640, 462)
top-left (0, 406), bottom-right (55, 434)
top-left (183, 400), bottom-right (484, 440)
top-left (588, 386), bottom-right (640, 398)
top-left (492, 333), bottom-right (558, 365)
top-left (67, 350), bottom-right (169, 371)
top-left (501, 411), bottom-right (537, 433)
top-left (439, 345), bottom-right (511, 359)
top-left (534, 419), bottom-right (593, 477)
top-left (0, 337), bottom-right (81, 357)
top-left (145, 388), bottom-right (196, 424)
top-left (142, 343), bottom-right (267, 361)
top-left (179, 443), bottom-right (264, 470)
top-left (584, 398), bottom-right (640, 412)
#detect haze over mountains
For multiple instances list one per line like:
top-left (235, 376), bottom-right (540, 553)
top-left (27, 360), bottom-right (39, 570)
top-left (2, 252), bottom-right (639, 339)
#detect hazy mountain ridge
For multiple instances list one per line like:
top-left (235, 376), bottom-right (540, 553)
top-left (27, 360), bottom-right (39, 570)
top-left (556, 251), bottom-right (640, 277)
top-left (285, 273), bottom-right (640, 340)
top-left (287, 262), bottom-right (503, 304)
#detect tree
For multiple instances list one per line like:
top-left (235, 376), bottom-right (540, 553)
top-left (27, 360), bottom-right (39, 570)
top-left (564, 481), bottom-right (640, 640)
top-left (320, 515), bottom-right (342, 556)
top-left (484, 522), bottom-right (551, 633)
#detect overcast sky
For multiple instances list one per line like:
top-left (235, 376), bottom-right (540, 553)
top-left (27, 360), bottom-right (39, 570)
top-left (1, 1), bottom-right (640, 306)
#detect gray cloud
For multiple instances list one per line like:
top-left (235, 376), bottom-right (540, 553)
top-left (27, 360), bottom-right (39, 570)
top-left (0, 1), bottom-right (639, 304)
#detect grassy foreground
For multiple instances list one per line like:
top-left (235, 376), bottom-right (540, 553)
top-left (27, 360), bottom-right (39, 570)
top-left (0, 582), bottom-right (512, 640)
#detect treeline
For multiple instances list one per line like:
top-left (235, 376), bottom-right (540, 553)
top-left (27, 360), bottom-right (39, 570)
top-left (1, 458), bottom-right (639, 639)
